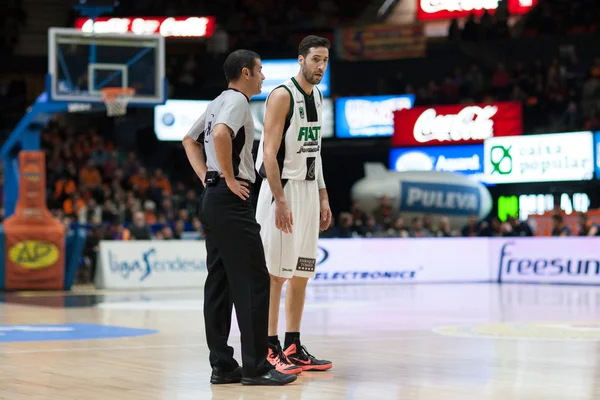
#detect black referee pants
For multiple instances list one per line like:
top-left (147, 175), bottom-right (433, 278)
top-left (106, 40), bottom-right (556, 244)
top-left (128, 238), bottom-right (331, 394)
top-left (200, 179), bottom-right (273, 378)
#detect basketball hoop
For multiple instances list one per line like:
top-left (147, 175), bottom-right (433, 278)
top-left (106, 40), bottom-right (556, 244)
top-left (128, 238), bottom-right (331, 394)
top-left (101, 87), bottom-right (136, 117)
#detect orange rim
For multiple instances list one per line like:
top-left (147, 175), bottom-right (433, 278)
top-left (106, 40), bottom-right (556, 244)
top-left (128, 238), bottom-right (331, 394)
top-left (101, 87), bottom-right (136, 100)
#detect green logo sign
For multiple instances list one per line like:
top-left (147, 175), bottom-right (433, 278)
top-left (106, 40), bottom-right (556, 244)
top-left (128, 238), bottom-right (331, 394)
top-left (490, 145), bottom-right (512, 175)
top-left (297, 126), bottom-right (321, 141)
top-left (299, 106), bottom-right (305, 119)
top-left (497, 195), bottom-right (518, 222)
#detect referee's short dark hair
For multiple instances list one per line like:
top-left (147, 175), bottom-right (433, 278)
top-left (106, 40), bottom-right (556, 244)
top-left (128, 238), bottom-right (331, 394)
top-left (223, 49), bottom-right (260, 83)
top-left (298, 35), bottom-right (330, 58)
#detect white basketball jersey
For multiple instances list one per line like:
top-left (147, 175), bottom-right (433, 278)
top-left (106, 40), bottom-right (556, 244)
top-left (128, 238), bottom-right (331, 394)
top-left (255, 77), bottom-right (323, 182)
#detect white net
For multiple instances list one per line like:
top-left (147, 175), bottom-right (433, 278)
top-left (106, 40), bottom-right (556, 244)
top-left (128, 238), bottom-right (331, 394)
top-left (102, 89), bottom-right (135, 117)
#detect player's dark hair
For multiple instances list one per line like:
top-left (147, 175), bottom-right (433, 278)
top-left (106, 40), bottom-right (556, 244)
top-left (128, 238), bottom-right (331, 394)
top-left (223, 49), bottom-right (260, 83)
top-left (551, 214), bottom-right (563, 223)
top-left (298, 35), bottom-right (330, 58)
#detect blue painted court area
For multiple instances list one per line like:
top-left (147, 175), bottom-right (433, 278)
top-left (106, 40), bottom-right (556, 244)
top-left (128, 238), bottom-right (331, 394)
top-left (0, 323), bottom-right (157, 343)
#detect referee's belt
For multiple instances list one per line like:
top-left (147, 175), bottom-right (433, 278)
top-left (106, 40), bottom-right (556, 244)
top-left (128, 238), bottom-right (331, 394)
top-left (206, 171), bottom-right (253, 187)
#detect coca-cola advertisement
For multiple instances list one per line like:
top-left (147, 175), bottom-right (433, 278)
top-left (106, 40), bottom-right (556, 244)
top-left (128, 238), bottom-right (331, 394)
top-left (74, 16), bottom-right (216, 38)
top-left (391, 102), bottom-right (522, 147)
top-left (417, 0), bottom-right (537, 20)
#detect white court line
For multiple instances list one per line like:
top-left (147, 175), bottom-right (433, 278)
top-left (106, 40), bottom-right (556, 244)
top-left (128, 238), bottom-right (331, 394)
top-left (0, 336), bottom-right (429, 355)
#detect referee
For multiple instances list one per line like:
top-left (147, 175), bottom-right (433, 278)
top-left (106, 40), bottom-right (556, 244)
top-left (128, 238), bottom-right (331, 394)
top-left (182, 49), bottom-right (296, 386)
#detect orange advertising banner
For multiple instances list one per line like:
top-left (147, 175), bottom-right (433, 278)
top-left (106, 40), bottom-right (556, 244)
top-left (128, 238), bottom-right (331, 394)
top-left (3, 151), bottom-right (65, 290)
top-left (335, 23), bottom-right (426, 61)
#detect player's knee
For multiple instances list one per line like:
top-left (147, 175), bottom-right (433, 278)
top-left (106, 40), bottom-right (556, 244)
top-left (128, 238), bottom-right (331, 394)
top-left (269, 274), bottom-right (287, 286)
top-left (289, 276), bottom-right (309, 289)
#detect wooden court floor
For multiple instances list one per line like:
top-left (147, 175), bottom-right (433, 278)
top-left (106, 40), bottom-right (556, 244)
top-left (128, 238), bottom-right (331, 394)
top-left (2, 283), bottom-right (600, 400)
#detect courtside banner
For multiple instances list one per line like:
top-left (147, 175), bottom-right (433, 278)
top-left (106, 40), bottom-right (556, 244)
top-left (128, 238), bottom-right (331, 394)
top-left (96, 241), bottom-right (207, 289)
top-left (492, 238), bottom-right (600, 285)
top-left (392, 102), bottom-right (522, 147)
top-left (313, 238), bottom-right (492, 285)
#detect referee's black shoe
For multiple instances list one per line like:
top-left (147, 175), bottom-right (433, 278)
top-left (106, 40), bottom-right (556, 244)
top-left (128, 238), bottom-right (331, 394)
top-left (241, 369), bottom-right (298, 386)
top-left (210, 366), bottom-right (243, 384)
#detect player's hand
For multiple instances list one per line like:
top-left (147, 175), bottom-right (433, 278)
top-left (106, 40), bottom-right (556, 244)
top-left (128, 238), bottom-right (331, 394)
top-left (275, 200), bottom-right (293, 234)
top-left (226, 178), bottom-right (250, 201)
top-left (319, 200), bottom-right (332, 231)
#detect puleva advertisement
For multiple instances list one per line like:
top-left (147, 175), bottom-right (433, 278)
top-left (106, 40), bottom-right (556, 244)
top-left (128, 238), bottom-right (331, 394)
top-left (492, 238), bottom-right (600, 284)
top-left (96, 241), bottom-right (207, 289)
top-left (484, 131), bottom-right (594, 184)
top-left (335, 94), bottom-right (415, 138)
top-left (399, 182), bottom-right (481, 217)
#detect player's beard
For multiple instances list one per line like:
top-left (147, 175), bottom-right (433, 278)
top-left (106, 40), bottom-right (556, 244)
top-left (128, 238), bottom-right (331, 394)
top-left (301, 63), bottom-right (321, 85)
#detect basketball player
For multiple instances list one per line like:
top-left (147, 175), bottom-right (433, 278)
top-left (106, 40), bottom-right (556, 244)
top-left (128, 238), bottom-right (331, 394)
top-left (182, 49), bottom-right (296, 386)
top-left (255, 35), bottom-right (333, 374)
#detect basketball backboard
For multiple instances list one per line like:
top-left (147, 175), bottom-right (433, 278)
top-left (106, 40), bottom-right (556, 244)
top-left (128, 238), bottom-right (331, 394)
top-left (47, 27), bottom-right (166, 107)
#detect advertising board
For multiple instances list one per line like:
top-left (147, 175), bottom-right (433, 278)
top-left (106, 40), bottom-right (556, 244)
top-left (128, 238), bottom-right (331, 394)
top-left (389, 144), bottom-right (488, 183)
top-left (313, 238), bottom-right (492, 284)
top-left (336, 94), bottom-right (415, 138)
top-left (96, 237), bottom-right (600, 288)
top-left (417, 0), bottom-right (537, 20)
top-left (492, 238), bottom-right (600, 284)
top-left (483, 131), bottom-right (594, 184)
top-left (255, 59), bottom-right (330, 100)
top-left (75, 16), bottom-right (216, 37)
top-left (392, 102), bottom-right (522, 147)
top-left (155, 99), bottom-right (334, 141)
top-left (95, 241), bottom-right (207, 289)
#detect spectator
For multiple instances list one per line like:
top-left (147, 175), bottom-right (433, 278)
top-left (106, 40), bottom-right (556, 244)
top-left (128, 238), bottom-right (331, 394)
top-left (372, 195), bottom-right (395, 230)
top-left (337, 212), bottom-right (358, 238)
top-left (409, 217), bottom-right (432, 238)
top-left (78, 198), bottom-right (102, 225)
top-left (125, 211), bottom-right (152, 241)
top-left (507, 216), bottom-right (534, 236)
top-left (360, 215), bottom-right (384, 238)
top-left (577, 213), bottom-right (600, 236)
top-left (79, 159), bottom-right (102, 192)
top-left (63, 192), bottom-right (85, 218)
top-left (551, 214), bottom-right (572, 236)
top-left (436, 217), bottom-right (456, 237)
top-left (390, 216), bottom-right (409, 238)
top-left (462, 214), bottom-right (480, 237)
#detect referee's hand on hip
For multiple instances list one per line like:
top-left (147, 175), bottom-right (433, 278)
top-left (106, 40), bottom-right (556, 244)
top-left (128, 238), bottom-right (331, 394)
top-left (226, 177), bottom-right (251, 200)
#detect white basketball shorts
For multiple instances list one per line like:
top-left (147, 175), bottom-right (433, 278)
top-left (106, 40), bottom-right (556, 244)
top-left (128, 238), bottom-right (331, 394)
top-left (255, 179), bottom-right (320, 279)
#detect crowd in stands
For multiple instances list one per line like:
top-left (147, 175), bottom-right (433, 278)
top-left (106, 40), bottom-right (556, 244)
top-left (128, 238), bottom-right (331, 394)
top-left (1, 0), bottom-right (600, 281)
top-left (31, 116), bottom-right (206, 240)
top-left (321, 195), bottom-right (600, 239)
top-left (384, 52), bottom-right (600, 134)
top-left (427, 0), bottom-right (600, 134)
